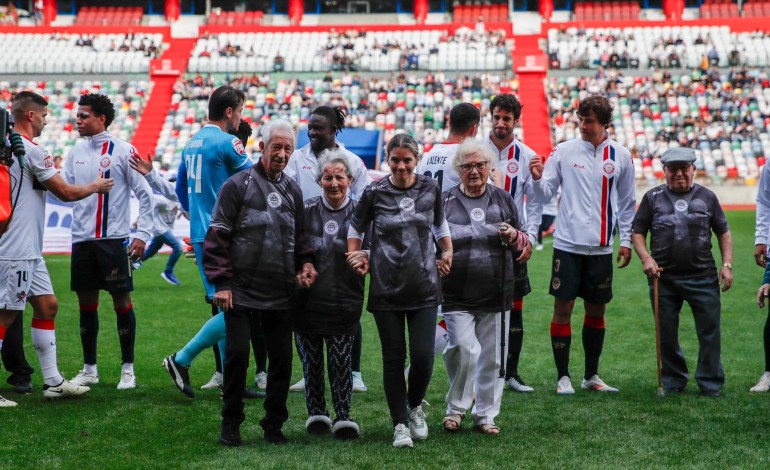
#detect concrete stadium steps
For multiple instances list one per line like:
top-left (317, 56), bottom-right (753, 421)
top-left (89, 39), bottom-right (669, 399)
top-left (513, 34), bottom-right (552, 156)
top-left (131, 38), bottom-right (197, 159)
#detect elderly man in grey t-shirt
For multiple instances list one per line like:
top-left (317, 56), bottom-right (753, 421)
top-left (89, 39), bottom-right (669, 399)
top-left (631, 147), bottom-right (733, 397)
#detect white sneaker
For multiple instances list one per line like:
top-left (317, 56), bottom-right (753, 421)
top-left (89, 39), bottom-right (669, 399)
top-left (352, 371), bottom-right (367, 393)
top-left (408, 405), bottom-right (428, 440)
top-left (117, 371), bottom-right (137, 390)
top-left (201, 371), bottom-right (223, 390)
top-left (750, 371), bottom-right (770, 392)
top-left (43, 380), bottom-right (90, 398)
top-left (581, 375), bottom-right (619, 393)
top-left (535, 243), bottom-right (544, 251)
top-left (506, 376), bottom-right (535, 393)
top-left (556, 376), bottom-right (575, 395)
top-left (0, 395), bottom-right (17, 407)
top-left (70, 370), bottom-right (99, 386)
top-left (392, 423), bottom-right (413, 448)
top-left (254, 371), bottom-right (267, 390)
top-left (289, 378), bottom-right (305, 392)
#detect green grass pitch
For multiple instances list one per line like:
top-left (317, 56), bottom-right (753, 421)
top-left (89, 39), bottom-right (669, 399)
top-left (2, 210), bottom-right (769, 468)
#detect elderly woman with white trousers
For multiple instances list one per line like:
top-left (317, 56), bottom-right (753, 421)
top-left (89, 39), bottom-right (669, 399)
top-left (440, 139), bottom-right (528, 435)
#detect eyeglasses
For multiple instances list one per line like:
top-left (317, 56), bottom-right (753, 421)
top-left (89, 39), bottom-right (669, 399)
top-left (664, 164), bottom-right (692, 174)
top-left (76, 112), bottom-right (91, 120)
top-left (459, 162), bottom-right (488, 173)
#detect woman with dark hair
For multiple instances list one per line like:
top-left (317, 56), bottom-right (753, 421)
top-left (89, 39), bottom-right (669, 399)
top-left (346, 133), bottom-right (453, 448)
top-left (294, 149), bottom-right (366, 439)
top-left (285, 105), bottom-right (372, 394)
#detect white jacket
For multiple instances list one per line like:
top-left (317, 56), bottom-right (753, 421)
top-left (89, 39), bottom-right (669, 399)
top-left (285, 143), bottom-right (371, 201)
top-left (484, 134), bottom-right (543, 245)
top-left (63, 131), bottom-right (154, 244)
top-left (532, 135), bottom-right (635, 255)
top-left (756, 162), bottom-right (770, 246)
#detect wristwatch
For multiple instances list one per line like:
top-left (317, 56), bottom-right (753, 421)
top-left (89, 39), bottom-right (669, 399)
top-left (722, 263), bottom-right (733, 270)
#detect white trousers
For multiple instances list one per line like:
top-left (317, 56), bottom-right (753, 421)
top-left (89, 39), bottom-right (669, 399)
top-left (443, 309), bottom-right (509, 425)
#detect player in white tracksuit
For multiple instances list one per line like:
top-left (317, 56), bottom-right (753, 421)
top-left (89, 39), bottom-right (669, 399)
top-left (63, 93), bottom-right (154, 391)
top-left (530, 95), bottom-right (636, 395)
top-left (483, 93), bottom-right (544, 393)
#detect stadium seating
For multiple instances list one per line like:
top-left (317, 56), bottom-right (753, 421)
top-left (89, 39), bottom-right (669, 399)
top-left (0, 33), bottom-right (165, 74)
top-left (207, 10), bottom-right (264, 25)
top-left (547, 26), bottom-right (769, 70)
top-left (0, 80), bottom-right (152, 161)
top-left (700, 0), bottom-right (739, 19)
top-left (74, 6), bottom-right (143, 26)
top-left (188, 30), bottom-right (510, 73)
top-left (743, 1), bottom-right (770, 17)
top-left (452, 2), bottom-right (508, 23)
top-left (547, 68), bottom-right (768, 184)
top-left (153, 73), bottom-right (520, 170)
top-left (573, 1), bottom-right (640, 21)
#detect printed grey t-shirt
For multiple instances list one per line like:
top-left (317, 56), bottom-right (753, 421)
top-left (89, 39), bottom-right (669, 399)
top-left (441, 185), bottom-right (520, 313)
top-left (633, 183), bottom-right (729, 280)
top-left (350, 175), bottom-right (445, 312)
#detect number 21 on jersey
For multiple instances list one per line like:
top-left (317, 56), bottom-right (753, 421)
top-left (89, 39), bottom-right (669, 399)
top-left (423, 170), bottom-right (443, 188)
top-left (185, 153), bottom-right (204, 194)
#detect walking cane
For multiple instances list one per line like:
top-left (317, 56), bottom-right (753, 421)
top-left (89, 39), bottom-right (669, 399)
top-left (653, 268), bottom-right (664, 398)
top-left (499, 233), bottom-right (510, 379)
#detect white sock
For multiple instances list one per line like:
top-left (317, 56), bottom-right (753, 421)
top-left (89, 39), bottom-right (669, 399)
top-left (84, 363), bottom-right (98, 376)
top-left (122, 362), bottom-right (134, 374)
top-left (31, 319), bottom-right (63, 386)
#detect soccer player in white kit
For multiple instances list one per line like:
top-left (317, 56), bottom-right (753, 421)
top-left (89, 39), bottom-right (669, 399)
top-left (65, 93), bottom-right (154, 390)
top-left (0, 91), bottom-right (113, 406)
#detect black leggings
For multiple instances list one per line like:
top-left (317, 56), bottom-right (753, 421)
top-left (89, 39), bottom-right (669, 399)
top-left (372, 307), bottom-right (437, 426)
top-left (538, 214), bottom-right (556, 244)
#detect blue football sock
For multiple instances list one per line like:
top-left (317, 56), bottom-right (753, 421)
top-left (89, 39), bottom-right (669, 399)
top-left (176, 312), bottom-right (226, 367)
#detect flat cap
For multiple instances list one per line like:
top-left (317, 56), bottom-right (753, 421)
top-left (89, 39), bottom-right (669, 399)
top-left (660, 147), bottom-right (696, 165)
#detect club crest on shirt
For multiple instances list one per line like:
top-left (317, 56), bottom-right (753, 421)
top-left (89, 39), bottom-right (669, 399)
top-left (399, 197), bottom-right (415, 212)
top-left (324, 220), bottom-right (339, 235)
top-left (674, 199), bottom-right (688, 212)
top-left (267, 192), bottom-right (282, 208)
top-left (100, 156), bottom-right (111, 168)
top-left (43, 154), bottom-right (53, 169)
top-left (233, 139), bottom-right (245, 155)
top-left (602, 161), bottom-right (615, 176)
top-left (506, 160), bottom-right (519, 176)
top-left (470, 208), bottom-right (485, 222)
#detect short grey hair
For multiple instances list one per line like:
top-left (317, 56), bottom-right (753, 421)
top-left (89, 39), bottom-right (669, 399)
top-left (261, 119), bottom-right (296, 147)
top-left (453, 138), bottom-right (496, 174)
top-left (316, 148), bottom-right (354, 184)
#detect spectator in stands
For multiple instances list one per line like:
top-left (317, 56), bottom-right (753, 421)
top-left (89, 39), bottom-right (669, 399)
top-left (273, 54), bottom-right (285, 73)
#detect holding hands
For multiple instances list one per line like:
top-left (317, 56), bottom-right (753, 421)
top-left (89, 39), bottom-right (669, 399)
top-left (346, 251), bottom-right (370, 276)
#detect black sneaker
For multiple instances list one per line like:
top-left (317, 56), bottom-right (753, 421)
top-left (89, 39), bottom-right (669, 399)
top-left (219, 421), bottom-right (242, 447)
top-left (264, 428), bottom-right (288, 445)
top-left (14, 381), bottom-right (33, 395)
top-left (162, 354), bottom-right (194, 398)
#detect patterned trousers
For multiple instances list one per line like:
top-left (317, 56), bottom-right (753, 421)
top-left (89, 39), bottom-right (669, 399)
top-left (295, 332), bottom-right (354, 422)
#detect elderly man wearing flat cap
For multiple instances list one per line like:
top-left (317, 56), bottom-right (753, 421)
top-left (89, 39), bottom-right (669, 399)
top-left (631, 147), bottom-right (733, 396)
